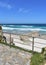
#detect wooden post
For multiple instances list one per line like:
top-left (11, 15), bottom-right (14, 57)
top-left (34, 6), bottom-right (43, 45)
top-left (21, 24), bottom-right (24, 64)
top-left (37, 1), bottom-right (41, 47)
top-left (32, 37), bottom-right (34, 54)
top-left (10, 33), bottom-right (11, 47)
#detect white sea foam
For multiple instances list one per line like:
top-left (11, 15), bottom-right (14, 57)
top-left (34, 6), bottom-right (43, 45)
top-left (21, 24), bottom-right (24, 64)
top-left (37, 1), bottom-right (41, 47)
top-left (2, 26), bottom-right (46, 31)
top-left (21, 25), bottom-right (33, 28)
top-left (2, 26), bottom-right (14, 30)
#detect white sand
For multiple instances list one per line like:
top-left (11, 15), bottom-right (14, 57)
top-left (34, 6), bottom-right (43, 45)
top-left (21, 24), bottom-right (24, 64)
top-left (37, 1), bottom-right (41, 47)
top-left (3, 33), bottom-right (46, 53)
top-left (13, 39), bottom-right (32, 50)
top-left (29, 38), bottom-right (46, 52)
top-left (13, 37), bottom-right (46, 53)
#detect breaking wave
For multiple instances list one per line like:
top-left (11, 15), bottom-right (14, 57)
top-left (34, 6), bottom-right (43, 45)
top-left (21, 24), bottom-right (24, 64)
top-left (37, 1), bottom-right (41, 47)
top-left (2, 26), bottom-right (46, 31)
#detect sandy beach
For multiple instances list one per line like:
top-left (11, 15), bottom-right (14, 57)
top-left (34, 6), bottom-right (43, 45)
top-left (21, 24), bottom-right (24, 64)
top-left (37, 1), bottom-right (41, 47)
top-left (3, 32), bottom-right (46, 53)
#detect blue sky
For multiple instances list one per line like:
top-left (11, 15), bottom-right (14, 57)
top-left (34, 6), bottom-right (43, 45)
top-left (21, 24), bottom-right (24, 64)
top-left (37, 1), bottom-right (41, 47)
top-left (0, 0), bottom-right (46, 24)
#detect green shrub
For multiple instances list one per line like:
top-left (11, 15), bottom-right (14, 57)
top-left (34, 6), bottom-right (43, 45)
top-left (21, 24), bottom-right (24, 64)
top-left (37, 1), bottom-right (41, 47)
top-left (31, 53), bottom-right (44, 65)
top-left (0, 36), bottom-right (2, 42)
top-left (44, 53), bottom-right (46, 60)
top-left (42, 48), bottom-right (45, 54)
top-left (42, 47), bottom-right (46, 60)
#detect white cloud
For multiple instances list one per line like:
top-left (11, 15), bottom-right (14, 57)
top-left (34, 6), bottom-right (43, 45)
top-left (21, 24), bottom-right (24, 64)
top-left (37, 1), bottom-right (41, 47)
top-left (0, 2), bottom-right (12, 9)
top-left (18, 8), bottom-right (31, 13)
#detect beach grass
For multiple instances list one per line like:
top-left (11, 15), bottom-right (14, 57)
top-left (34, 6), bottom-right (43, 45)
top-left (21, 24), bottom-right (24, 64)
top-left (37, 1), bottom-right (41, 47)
top-left (30, 53), bottom-right (44, 65)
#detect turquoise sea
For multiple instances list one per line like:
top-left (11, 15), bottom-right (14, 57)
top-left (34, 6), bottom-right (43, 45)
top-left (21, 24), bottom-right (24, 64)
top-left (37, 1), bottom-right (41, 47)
top-left (2, 24), bottom-right (46, 34)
